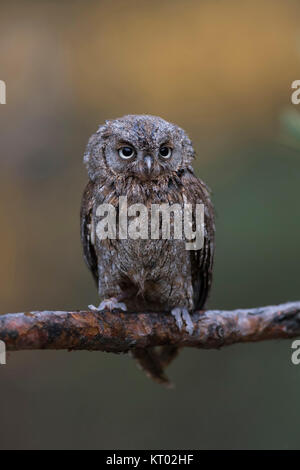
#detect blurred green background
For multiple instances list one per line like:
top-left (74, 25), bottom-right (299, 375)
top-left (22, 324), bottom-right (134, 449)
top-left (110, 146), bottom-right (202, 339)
top-left (1, 0), bottom-right (300, 450)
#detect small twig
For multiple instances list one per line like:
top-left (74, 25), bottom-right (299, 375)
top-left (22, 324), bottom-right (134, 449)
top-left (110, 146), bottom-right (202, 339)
top-left (0, 302), bottom-right (299, 352)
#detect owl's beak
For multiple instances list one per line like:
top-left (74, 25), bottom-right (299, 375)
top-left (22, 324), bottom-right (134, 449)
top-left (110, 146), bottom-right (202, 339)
top-left (144, 155), bottom-right (153, 174)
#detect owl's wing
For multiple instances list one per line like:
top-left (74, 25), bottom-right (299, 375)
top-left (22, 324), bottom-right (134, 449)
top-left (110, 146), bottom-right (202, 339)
top-left (190, 233), bottom-right (214, 310)
top-left (80, 181), bottom-right (98, 286)
top-left (187, 175), bottom-right (215, 310)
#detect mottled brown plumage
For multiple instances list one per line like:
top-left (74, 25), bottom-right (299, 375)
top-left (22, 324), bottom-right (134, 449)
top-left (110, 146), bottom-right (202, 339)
top-left (81, 115), bottom-right (215, 385)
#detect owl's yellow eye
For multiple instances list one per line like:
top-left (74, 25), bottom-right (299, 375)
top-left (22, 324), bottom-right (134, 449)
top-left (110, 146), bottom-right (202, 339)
top-left (159, 146), bottom-right (172, 159)
top-left (119, 146), bottom-right (134, 159)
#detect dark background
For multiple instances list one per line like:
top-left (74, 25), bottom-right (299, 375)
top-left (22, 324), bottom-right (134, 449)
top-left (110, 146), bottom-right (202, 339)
top-left (1, 0), bottom-right (300, 450)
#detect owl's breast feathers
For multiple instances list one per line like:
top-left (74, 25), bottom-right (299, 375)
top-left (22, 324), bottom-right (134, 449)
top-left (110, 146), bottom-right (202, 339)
top-left (80, 169), bottom-right (215, 310)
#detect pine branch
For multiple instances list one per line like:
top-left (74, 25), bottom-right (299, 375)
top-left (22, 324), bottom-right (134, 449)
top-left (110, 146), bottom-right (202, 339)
top-left (0, 302), bottom-right (299, 352)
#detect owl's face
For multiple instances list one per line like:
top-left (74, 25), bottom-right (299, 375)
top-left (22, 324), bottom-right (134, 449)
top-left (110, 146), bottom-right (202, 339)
top-left (84, 115), bottom-right (195, 181)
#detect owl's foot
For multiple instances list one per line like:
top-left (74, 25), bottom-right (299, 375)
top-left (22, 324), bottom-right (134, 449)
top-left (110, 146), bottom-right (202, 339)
top-left (89, 298), bottom-right (127, 312)
top-left (171, 307), bottom-right (194, 335)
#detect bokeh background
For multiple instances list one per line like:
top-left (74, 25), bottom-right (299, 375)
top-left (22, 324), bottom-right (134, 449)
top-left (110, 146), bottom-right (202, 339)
top-left (1, 0), bottom-right (300, 450)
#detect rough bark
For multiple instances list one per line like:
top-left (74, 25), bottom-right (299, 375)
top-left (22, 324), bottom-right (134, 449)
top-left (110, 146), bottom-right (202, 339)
top-left (0, 301), bottom-right (299, 352)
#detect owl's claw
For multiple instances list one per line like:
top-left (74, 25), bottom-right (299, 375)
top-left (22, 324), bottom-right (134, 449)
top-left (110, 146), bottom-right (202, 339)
top-left (89, 298), bottom-right (127, 312)
top-left (171, 307), bottom-right (194, 335)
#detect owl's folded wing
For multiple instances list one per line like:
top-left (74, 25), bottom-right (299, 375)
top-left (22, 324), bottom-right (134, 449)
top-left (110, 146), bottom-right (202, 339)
top-left (80, 181), bottom-right (99, 286)
top-left (190, 236), bottom-right (214, 310)
top-left (187, 175), bottom-right (215, 310)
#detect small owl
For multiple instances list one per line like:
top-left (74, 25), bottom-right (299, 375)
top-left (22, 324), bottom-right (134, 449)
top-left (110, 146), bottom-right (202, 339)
top-left (81, 115), bottom-right (215, 385)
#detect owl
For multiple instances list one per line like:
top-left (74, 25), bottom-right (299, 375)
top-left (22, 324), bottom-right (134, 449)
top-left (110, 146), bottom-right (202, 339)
top-left (81, 115), bottom-right (215, 386)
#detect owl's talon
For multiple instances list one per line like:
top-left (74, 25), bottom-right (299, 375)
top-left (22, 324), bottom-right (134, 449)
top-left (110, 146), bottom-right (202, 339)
top-left (171, 307), bottom-right (194, 335)
top-left (88, 304), bottom-right (98, 311)
top-left (89, 298), bottom-right (127, 312)
top-left (171, 307), bottom-right (183, 330)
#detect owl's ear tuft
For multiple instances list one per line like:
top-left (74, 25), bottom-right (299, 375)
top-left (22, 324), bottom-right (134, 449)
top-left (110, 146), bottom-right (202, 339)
top-left (176, 127), bottom-right (195, 166)
top-left (183, 137), bottom-right (195, 163)
top-left (83, 123), bottom-right (110, 181)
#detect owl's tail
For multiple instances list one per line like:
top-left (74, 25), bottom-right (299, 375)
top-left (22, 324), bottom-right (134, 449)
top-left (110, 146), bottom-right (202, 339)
top-left (132, 346), bottom-right (179, 387)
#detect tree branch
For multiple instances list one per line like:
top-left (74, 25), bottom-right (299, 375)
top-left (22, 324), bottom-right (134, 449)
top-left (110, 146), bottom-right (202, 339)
top-left (0, 302), bottom-right (299, 352)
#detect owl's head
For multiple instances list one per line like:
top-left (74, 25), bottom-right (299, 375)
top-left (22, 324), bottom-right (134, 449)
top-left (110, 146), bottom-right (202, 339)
top-left (84, 115), bottom-right (195, 181)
